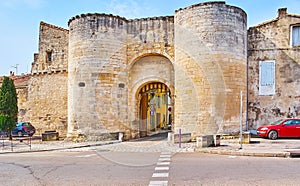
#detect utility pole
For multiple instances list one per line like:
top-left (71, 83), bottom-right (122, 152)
top-left (11, 64), bottom-right (19, 75)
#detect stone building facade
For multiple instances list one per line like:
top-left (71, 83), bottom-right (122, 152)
top-left (248, 8), bottom-right (300, 129)
top-left (2, 1), bottom-right (299, 140)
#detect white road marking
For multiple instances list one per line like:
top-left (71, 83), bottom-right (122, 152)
top-left (149, 152), bottom-right (171, 186)
top-left (158, 158), bottom-right (171, 161)
top-left (155, 167), bottom-right (169, 171)
top-left (152, 173), bottom-right (169, 178)
top-left (157, 162), bottom-right (170, 165)
top-left (160, 154), bottom-right (171, 158)
top-left (75, 154), bottom-right (97, 158)
top-left (149, 181), bottom-right (168, 186)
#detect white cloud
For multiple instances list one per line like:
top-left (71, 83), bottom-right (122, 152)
top-left (1, 0), bottom-right (45, 9)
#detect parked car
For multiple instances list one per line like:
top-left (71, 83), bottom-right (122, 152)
top-left (257, 118), bottom-right (300, 140)
top-left (12, 122), bottom-right (36, 137)
top-left (0, 130), bottom-right (7, 138)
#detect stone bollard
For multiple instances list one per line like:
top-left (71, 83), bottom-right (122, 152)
top-left (196, 136), bottom-right (207, 148)
top-left (196, 135), bottom-right (215, 148)
top-left (213, 134), bottom-right (221, 146)
top-left (171, 133), bottom-right (191, 143)
top-left (242, 131), bottom-right (251, 144)
top-left (42, 130), bottom-right (59, 141)
top-left (118, 132), bottom-right (124, 142)
top-left (167, 132), bottom-right (172, 142)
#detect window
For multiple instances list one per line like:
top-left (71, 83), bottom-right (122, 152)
top-left (46, 51), bottom-right (53, 62)
top-left (259, 61), bottom-right (275, 95)
top-left (291, 25), bottom-right (300, 47)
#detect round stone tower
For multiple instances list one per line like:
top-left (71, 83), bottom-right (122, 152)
top-left (174, 2), bottom-right (247, 136)
top-left (67, 14), bottom-right (128, 139)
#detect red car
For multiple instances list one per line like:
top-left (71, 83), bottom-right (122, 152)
top-left (257, 118), bottom-right (300, 140)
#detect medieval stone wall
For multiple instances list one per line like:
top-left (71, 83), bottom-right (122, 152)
top-left (248, 8), bottom-right (300, 128)
top-left (23, 72), bottom-right (68, 136)
top-left (31, 22), bottom-right (69, 73)
top-left (174, 2), bottom-right (247, 135)
top-left (21, 22), bottom-right (69, 137)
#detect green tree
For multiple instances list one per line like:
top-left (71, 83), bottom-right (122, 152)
top-left (0, 77), bottom-right (18, 139)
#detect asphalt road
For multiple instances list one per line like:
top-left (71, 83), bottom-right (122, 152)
top-left (170, 153), bottom-right (300, 186)
top-left (1, 149), bottom-right (300, 186)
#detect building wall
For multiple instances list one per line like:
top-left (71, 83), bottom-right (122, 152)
top-left (174, 2), bottom-right (247, 135)
top-left (32, 22), bottom-right (69, 73)
top-left (24, 22), bottom-right (69, 136)
top-left (248, 8), bottom-right (300, 128)
top-left (25, 73), bottom-right (68, 136)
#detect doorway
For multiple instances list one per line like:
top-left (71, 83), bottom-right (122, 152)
top-left (139, 82), bottom-right (173, 137)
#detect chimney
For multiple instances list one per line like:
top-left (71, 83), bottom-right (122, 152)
top-left (278, 8), bottom-right (287, 18)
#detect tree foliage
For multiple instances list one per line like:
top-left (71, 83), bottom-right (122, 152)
top-left (0, 77), bottom-right (18, 133)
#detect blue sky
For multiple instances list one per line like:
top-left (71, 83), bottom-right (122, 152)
top-left (1, 0), bottom-right (300, 76)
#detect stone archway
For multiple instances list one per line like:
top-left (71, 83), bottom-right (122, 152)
top-left (128, 54), bottom-right (175, 138)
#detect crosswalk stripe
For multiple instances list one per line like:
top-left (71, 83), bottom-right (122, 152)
top-left (157, 162), bottom-right (170, 165)
top-left (149, 180), bottom-right (168, 186)
top-left (160, 154), bottom-right (171, 158)
top-left (152, 173), bottom-right (169, 178)
top-left (155, 167), bottom-right (169, 171)
top-left (158, 158), bottom-right (171, 161)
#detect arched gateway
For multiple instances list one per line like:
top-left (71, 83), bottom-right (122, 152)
top-left (129, 55), bottom-right (175, 138)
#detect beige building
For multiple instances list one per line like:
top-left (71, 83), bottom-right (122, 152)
top-left (2, 2), bottom-right (299, 140)
top-left (248, 8), bottom-right (300, 129)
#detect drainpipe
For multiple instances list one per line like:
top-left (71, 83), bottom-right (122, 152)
top-left (246, 29), bottom-right (249, 131)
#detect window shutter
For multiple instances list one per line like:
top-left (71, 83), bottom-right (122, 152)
top-left (259, 61), bottom-right (275, 95)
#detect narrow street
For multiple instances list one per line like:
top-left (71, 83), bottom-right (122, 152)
top-left (1, 134), bottom-right (300, 186)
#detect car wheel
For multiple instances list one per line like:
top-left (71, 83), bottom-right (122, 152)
top-left (17, 131), bottom-right (23, 137)
top-left (268, 130), bottom-right (278, 140)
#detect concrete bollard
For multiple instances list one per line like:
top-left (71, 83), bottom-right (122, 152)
top-left (118, 132), bottom-right (124, 142)
top-left (196, 135), bottom-right (215, 148)
top-left (167, 132), bottom-right (171, 142)
top-left (242, 131), bottom-right (251, 144)
top-left (196, 136), bottom-right (207, 148)
top-left (214, 134), bottom-right (221, 146)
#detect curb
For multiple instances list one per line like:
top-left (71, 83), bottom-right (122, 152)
top-left (0, 140), bottom-right (120, 154)
top-left (195, 148), bottom-right (291, 158)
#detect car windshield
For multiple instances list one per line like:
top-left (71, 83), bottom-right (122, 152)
top-left (270, 119), bottom-right (284, 125)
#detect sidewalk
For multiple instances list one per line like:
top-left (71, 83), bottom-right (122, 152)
top-left (0, 137), bottom-right (121, 154)
top-left (1, 136), bottom-right (300, 158)
top-left (194, 137), bottom-right (300, 158)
